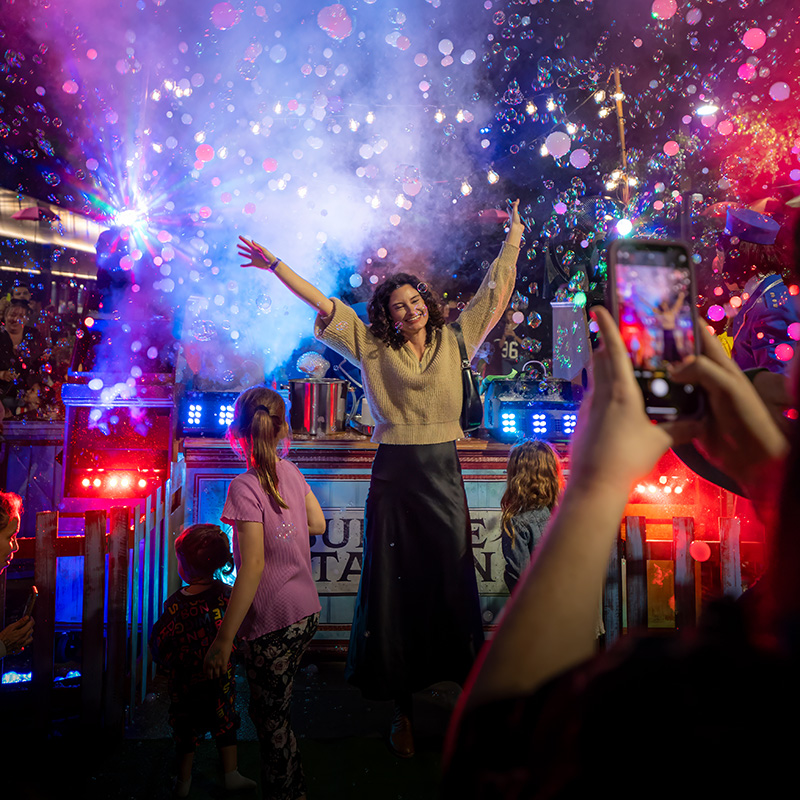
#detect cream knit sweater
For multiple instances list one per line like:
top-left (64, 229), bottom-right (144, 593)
top-left (315, 243), bottom-right (519, 445)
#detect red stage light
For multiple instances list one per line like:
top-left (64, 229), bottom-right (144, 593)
top-left (82, 478), bottom-right (91, 487)
top-left (92, 478), bottom-right (101, 487)
top-left (121, 476), bottom-right (131, 488)
top-left (138, 479), bottom-right (147, 488)
top-left (689, 540), bottom-right (712, 562)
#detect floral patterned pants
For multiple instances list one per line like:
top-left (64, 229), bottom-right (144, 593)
top-left (243, 613), bottom-right (319, 800)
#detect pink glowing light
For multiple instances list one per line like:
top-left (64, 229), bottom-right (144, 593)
top-left (788, 322), bottom-right (800, 342)
top-left (689, 541), bottom-right (712, 562)
top-left (62, 80), bottom-right (79, 94)
top-left (262, 158), bottom-right (278, 172)
top-left (570, 149), bottom-right (591, 169)
top-left (769, 82), bottom-right (791, 102)
top-left (195, 144), bottom-right (215, 162)
top-left (707, 305), bottom-right (726, 322)
top-left (776, 343), bottom-right (794, 362)
top-left (317, 4), bottom-right (353, 40)
top-left (738, 63), bottom-right (757, 81)
top-left (663, 140), bottom-right (680, 157)
top-left (651, 0), bottom-right (677, 21)
top-left (211, 2), bottom-right (241, 30)
top-left (717, 120), bottom-right (733, 136)
top-left (742, 28), bottom-right (767, 50)
top-left (545, 132), bottom-right (571, 159)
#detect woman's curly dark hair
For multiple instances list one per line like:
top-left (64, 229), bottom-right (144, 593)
top-left (367, 272), bottom-right (447, 349)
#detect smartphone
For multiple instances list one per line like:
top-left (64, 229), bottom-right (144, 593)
top-left (22, 586), bottom-right (38, 618)
top-left (608, 239), bottom-right (703, 420)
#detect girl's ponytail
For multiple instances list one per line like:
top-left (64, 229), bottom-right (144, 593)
top-left (228, 387), bottom-right (290, 509)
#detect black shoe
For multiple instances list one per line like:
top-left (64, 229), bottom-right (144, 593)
top-left (389, 707), bottom-right (415, 758)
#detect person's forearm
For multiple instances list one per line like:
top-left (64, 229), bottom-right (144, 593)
top-left (215, 561), bottom-right (264, 644)
top-left (465, 478), bottom-right (628, 709)
top-left (271, 261), bottom-right (334, 317)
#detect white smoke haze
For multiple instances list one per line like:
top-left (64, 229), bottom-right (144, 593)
top-left (6, 0), bottom-right (504, 382)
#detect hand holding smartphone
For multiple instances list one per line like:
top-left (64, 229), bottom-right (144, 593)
top-left (22, 586), bottom-right (38, 619)
top-left (607, 239), bottom-right (704, 421)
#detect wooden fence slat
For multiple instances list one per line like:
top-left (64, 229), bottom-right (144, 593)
top-left (160, 479), bottom-right (172, 615)
top-left (81, 509), bottom-right (107, 728)
top-left (673, 517), bottom-right (696, 630)
top-left (33, 511), bottom-right (58, 733)
top-left (152, 485), bottom-right (165, 681)
top-left (604, 532), bottom-right (623, 646)
top-left (625, 516), bottom-right (647, 631)
top-left (105, 507), bottom-right (129, 734)
top-left (719, 517), bottom-right (743, 599)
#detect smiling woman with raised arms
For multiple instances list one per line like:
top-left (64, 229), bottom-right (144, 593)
top-left (238, 200), bottom-right (523, 757)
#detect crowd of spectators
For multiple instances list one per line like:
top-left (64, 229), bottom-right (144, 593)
top-left (0, 280), bottom-right (79, 422)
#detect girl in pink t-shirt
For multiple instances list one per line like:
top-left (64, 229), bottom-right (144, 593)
top-left (204, 386), bottom-right (325, 800)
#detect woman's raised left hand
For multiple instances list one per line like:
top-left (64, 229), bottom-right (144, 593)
top-left (505, 199), bottom-right (524, 247)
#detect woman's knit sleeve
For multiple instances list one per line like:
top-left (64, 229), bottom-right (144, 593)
top-left (314, 298), bottom-right (370, 367)
top-left (456, 242), bottom-right (520, 359)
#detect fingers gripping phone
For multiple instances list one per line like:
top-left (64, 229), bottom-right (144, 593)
top-left (22, 586), bottom-right (38, 618)
top-left (608, 239), bottom-right (704, 421)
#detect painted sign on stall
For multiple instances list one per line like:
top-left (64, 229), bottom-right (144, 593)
top-left (311, 508), bottom-right (507, 595)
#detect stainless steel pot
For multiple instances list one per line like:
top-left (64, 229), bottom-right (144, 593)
top-left (288, 379), bottom-right (353, 436)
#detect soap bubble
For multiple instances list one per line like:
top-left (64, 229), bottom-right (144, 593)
top-left (569, 149), bottom-right (590, 169)
top-left (651, 0), bottom-right (677, 20)
top-left (769, 82), bottom-right (791, 101)
top-left (742, 28), bottom-right (767, 51)
top-left (527, 311), bottom-right (542, 329)
top-left (211, 2), bottom-right (241, 30)
top-left (191, 319), bottom-right (217, 341)
top-left (545, 131), bottom-right (571, 159)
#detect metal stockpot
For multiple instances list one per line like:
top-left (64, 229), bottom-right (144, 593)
top-left (288, 379), bottom-right (353, 436)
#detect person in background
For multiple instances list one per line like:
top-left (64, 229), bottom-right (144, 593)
top-left (500, 440), bottom-right (563, 593)
top-left (10, 284), bottom-right (32, 303)
top-left (204, 385), bottom-right (324, 800)
top-left (0, 299), bottom-right (45, 416)
top-left (0, 492), bottom-right (34, 659)
top-left (150, 525), bottom-right (255, 797)
top-left (236, 202), bottom-right (522, 759)
top-left (442, 303), bottom-right (794, 797)
top-left (716, 208), bottom-right (799, 373)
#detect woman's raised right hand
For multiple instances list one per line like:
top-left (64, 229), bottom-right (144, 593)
top-left (238, 236), bottom-right (278, 270)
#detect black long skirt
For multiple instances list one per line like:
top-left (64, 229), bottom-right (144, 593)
top-left (345, 442), bottom-right (485, 700)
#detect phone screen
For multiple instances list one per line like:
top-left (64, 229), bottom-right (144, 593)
top-left (612, 242), bottom-right (702, 419)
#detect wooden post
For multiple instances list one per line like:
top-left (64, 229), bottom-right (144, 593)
top-left (140, 495), bottom-right (154, 704)
top-left (673, 517), bottom-right (696, 630)
top-left (33, 511), bottom-right (58, 733)
top-left (604, 531), bottom-right (623, 646)
top-left (625, 516), bottom-right (647, 631)
top-left (719, 517), bottom-right (743, 599)
top-left (152, 484), bottom-right (165, 681)
top-left (105, 507), bottom-right (130, 736)
top-left (81, 509), bottom-right (106, 729)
